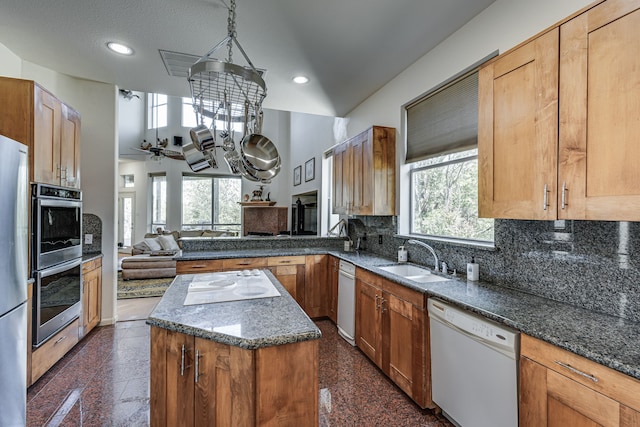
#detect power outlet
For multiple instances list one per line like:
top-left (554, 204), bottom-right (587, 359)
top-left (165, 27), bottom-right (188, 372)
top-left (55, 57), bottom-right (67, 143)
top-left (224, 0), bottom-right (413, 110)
top-left (378, 235), bottom-right (383, 244)
top-left (84, 234), bottom-right (93, 245)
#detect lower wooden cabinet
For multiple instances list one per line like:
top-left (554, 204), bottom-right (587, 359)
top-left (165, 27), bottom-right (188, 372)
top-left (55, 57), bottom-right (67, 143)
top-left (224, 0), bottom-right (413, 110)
top-left (30, 319), bottom-right (79, 385)
top-left (150, 327), bottom-right (318, 426)
top-left (176, 259), bottom-right (223, 274)
top-left (520, 334), bottom-right (640, 426)
top-left (81, 257), bottom-right (102, 338)
top-left (267, 256), bottom-right (306, 307)
top-left (327, 256), bottom-right (339, 323)
top-left (355, 268), bottom-right (432, 408)
top-left (304, 255), bottom-right (328, 318)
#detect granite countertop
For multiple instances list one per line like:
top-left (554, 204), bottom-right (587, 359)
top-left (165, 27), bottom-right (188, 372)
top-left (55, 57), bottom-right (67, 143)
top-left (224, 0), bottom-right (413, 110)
top-left (177, 248), bottom-right (640, 380)
top-left (82, 252), bottom-right (103, 262)
top-left (146, 269), bottom-right (321, 350)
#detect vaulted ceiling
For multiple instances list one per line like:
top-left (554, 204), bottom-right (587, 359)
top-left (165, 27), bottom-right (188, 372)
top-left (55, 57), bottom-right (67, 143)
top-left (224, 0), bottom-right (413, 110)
top-left (0, 0), bottom-right (495, 117)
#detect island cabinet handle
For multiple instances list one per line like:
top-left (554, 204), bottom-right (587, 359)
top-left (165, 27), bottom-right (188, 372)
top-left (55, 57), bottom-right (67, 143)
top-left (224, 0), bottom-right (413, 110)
top-left (55, 335), bottom-right (68, 345)
top-left (238, 262), bottom-right (253, 266)
top-left (190, 264), bottom-right (207, 269)
top-left (380, 298), bottom-right (387, 313)
top-left (195, 350), bottom-right (201, 383)
top-left (375, 294), bottom-right (380, 311)
top-left (181, 344), bottom-right (186, 376)
top-left (554, 360), bottom-right (599, 383)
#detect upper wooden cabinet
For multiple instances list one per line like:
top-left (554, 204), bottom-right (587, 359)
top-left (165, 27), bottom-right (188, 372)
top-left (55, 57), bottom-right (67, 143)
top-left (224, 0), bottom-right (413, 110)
top-left (478, 29), bottom-right (559, 220)
top-left (479, 0), bottom-right (640, 221)
top-left (558, 0), bottom-right (640, 220)
top-left (332, 125), bottom-right (396, 216)
top-left (0, 77), bottom-right (81, 188)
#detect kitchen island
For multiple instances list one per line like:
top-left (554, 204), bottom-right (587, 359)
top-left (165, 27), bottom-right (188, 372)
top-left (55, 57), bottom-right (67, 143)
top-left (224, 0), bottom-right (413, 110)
top-left (147, 269), bottom-right (321, 427)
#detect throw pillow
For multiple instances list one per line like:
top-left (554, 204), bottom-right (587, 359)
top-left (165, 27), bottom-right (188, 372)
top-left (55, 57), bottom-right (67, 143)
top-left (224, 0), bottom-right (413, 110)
top-left (132, 241), bottom-right (151, 253)
top-left (158, 234), bottom-right (180, 251)
top-left (143, 237), bottom-right (163, 251)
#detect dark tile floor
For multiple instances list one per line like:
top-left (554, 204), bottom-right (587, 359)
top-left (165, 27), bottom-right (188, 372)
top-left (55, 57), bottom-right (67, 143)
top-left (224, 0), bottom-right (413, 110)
top-left (27, 318), bottom-right (452, 426)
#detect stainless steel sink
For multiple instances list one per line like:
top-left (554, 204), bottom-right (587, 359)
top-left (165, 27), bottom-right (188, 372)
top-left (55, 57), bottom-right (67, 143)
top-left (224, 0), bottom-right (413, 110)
top-left (378, 264), bottom-right (451, 283)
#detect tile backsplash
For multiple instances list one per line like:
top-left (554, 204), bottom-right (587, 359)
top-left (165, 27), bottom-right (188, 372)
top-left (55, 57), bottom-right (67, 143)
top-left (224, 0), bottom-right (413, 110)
top-left (82, 213), bottom-right (102, 254)
top-left (349, 217), bottom-right (640, 323)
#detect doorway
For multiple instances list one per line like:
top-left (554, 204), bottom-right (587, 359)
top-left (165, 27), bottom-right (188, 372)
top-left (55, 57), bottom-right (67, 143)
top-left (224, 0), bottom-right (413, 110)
top-left (118, 192), bottom-right (135, 248)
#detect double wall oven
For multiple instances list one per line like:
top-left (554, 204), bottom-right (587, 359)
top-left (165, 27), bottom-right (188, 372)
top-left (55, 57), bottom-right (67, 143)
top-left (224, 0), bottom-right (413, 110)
top-left (31, 183), bottom-right (82, 347)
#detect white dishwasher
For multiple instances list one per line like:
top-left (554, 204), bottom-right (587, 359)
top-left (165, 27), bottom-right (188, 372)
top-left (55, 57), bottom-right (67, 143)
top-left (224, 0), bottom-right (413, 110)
top-left (428, 298), bottom-right (519, 427)
top-left (337, 260), bottom-right (356, 346)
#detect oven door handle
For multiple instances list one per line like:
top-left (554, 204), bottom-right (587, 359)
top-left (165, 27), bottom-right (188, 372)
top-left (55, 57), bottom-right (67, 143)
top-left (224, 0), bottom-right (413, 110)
top-left (34, 257), bottom-right (83, 278)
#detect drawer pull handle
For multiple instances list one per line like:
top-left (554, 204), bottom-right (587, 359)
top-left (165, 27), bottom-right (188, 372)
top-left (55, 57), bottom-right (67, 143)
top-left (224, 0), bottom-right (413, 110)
top-left (554, 361), bottom-right (598, 383)
top-left (238, 262), bottom-right (252, 266)
top-left (543, 184), bottom-right (549, 211)
top-left (55, 335), bottom-right (68, 345)
top-left (280, 260), bottom-right (291, 264)
top-left (191, 265), bottom-right (207, 269)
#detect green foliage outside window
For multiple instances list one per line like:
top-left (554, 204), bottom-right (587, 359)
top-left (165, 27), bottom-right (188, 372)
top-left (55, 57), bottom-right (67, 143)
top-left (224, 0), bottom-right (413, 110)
top-left (411, 149), bottom-right (493, 242)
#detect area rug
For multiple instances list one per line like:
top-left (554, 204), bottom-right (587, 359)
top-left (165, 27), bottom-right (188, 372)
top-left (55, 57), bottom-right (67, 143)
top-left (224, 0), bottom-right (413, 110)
top-left (117, 272), bottom-right (174, 299)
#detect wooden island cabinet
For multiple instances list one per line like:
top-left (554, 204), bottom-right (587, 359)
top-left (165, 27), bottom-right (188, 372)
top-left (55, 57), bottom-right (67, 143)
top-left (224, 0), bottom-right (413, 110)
top-left (148, 272), bottom-right (320, 427)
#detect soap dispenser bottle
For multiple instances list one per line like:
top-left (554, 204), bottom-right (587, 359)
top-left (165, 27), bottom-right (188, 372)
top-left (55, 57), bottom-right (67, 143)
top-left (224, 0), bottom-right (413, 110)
top-left (467, 257), bottom-right (479, 281)
top-left (398, 246), bottom-right (408, 263)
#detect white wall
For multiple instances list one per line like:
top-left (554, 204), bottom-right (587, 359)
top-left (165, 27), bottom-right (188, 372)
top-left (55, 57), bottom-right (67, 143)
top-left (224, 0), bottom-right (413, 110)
top-left (0, 42), bottom-right (21, 77)
top-left (344, 0), bottom-right (595, 233)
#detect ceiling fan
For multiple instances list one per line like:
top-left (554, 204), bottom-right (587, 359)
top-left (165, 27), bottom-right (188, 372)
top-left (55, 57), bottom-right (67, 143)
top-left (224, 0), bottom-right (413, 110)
top-left (133, 137), bottom-right (185, 161)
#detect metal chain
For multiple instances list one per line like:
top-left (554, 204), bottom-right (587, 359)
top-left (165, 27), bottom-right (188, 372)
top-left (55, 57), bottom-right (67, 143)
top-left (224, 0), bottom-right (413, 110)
top-left (226, 0), bottom-right (236, 63)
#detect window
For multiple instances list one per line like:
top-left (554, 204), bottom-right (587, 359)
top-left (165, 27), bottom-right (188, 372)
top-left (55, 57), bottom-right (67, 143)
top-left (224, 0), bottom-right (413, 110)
top-left (122, 174), bottom-right (134, 188)
top-left (148, 93), bottom-right (167, 129)
top-left (181, 97), bottom-right (243, 132)
top-left (410, 149), bottom-right (493, 241)
top-left (182, 175), bottom-right (241, 233)
top-left (150, 174), bottom-right (167, 231)
top-left (406, 58), bottom-right (496, 243)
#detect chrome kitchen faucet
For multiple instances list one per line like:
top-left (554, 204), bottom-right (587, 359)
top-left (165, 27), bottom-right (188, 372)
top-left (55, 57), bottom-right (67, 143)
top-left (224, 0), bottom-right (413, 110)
top-left (406, 239), bottom-right (439, 272)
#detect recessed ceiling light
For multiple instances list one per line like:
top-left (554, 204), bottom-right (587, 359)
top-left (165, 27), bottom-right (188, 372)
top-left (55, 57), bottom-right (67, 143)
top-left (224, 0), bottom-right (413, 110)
top-left (106, 42), bottom-right (134, 56)
top-left (293, 75), bottom-right (309, 84)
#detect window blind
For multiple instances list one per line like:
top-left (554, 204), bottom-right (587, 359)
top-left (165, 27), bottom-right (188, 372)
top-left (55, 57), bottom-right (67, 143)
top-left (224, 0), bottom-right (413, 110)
top-left (406, 70), bottom-right (478, 164)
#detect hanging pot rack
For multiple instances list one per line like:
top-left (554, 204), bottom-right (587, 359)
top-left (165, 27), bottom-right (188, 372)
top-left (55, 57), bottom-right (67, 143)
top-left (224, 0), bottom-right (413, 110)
top-left (185, 0), bottom-right (279, 182)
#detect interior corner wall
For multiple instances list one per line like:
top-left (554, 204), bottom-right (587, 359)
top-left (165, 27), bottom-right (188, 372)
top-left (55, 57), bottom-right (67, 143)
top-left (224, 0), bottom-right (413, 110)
top-left (21, 61), bottom-right (119, 326)
top-left (289, 112), bottom-right (335, 199)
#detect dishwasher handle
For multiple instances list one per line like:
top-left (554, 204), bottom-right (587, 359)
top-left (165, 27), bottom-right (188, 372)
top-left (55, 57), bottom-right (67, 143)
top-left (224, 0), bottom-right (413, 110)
top-left (339, 270), bottom-right (355, 280)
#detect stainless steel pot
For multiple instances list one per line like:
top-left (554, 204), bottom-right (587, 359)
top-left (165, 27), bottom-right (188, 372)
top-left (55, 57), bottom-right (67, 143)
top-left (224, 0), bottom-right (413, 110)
top-left (183, 140), bottom-right (212, 172)
top-left (189, 125), bottom-right (215, 152)
top-left (240, 134), bottom-right (280, 171)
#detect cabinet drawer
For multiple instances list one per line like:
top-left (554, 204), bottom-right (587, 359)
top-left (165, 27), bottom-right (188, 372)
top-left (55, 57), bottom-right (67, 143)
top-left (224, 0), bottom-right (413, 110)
top-left (31, 319), bottom-right (79, 383)
top-left (222, 258), bottom-right (267, 270)
top-left (267, 256), bottom-right (306, 266)
top-left (82, 257), bottom-right (101, 273)
top-left (176, 259), bottom-right (223, 274)
top-left (382, 279), bottom-right (425, 309)
top-left (356, 268), bottom-right (383, 288)
top-left (521, 334), bottom-right (640, 412)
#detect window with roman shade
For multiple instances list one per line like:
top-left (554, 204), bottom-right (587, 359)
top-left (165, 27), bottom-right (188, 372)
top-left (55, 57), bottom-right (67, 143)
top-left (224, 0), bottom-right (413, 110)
top-left (406, 70), bottom-right (478, 163)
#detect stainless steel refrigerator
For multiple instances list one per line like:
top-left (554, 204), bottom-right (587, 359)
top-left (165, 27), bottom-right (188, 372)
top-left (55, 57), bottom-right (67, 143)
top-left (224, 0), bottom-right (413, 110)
top-left (0, 135), bottom-right (29, 426)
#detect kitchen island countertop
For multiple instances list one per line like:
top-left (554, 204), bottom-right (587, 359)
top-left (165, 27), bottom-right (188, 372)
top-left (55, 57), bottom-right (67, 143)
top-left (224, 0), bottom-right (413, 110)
top-left (146, 269), bottom-right (321, 349)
